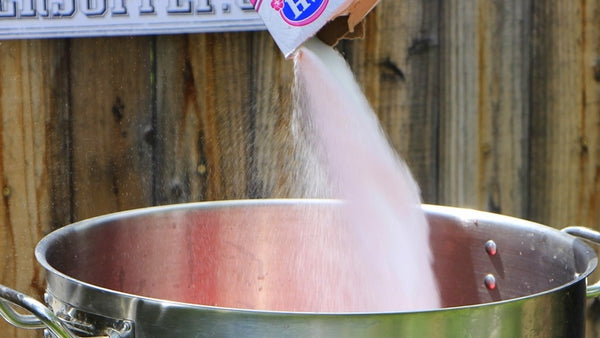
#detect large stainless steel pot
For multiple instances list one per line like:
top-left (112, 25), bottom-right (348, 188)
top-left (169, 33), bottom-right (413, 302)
top-left (1, 199), bottom-right (600, 337)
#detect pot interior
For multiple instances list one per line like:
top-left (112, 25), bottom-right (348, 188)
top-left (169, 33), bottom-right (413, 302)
top-left (38, 201), bottom-right (596, 311)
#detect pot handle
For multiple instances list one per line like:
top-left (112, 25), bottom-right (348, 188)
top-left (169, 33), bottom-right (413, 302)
top-left (562, 226), bottom-right (600, 298)
top-left (0, 283), bottom-right (79, 338)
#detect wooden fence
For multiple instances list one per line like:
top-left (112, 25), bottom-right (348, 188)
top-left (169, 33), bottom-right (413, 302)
top-left (1, 0), bottom-right (599, 336)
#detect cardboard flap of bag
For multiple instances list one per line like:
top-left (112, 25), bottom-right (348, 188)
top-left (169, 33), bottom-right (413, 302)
top-left (317, 16), bottom-right (365, 46)
top-left (317, 0), bottom-right (377, 46)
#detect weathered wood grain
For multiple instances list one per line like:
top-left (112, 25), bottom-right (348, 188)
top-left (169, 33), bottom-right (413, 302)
top-left (579, 0), bottom-right (600, 232)
top-left (438, 0), bottom-right (531, 217)
top-left (154, 34), bottom-right (203, 204)
top-left (156, 32), bottom-right (255, 201)
top-left (438, 0), bottom-right (478, 208)
top-left (154, 32), bottom-right (294, 203)
top-left (530, 0), bottom-right (600, 229)
top-left (0, 39), bottom-right (68, 338)
top-left (68, 37), bottom-right (155, 220)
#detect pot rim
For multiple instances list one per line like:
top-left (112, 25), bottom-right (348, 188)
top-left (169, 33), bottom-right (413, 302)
top-left (35, 199), bottom-right (598, 317)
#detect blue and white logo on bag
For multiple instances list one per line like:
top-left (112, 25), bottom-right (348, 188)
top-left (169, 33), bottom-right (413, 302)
top-left (270, 0), bottom-right (329, 26)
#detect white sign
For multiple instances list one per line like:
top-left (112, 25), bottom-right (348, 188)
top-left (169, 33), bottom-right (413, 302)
top-left (0, 0), bottom-right (266, 39)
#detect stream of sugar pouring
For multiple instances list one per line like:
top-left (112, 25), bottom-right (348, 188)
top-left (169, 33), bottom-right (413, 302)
top-left (292, 38), bottom-right (440, 311)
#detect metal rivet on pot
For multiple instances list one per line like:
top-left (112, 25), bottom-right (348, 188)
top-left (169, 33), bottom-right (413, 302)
top-left (484, 274), bottom-right (497, 290)
top-left (485, 240), bottom-right (497, 256)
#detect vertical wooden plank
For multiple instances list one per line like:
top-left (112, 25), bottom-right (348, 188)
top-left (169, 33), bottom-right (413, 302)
top-left (69, 37), bottom-right (154, 220)
top-left (154, 33), bottom-right (230, 202)
top-left (438, 0), bottom-right (531, 216)
top-left (339, 0), bottom-right (441, 204)
top-left (0, 39), bottom-right (68, 338)
top-left (154, 32), bottom-right (293, 203)
top-left (438, 0), bottom-right (477, 209)
top-left (188, 32), bottom-right (255, 200)
top-left (47, 40), bottom-right (73, 230)
top-left (473, 0), bottom-right (532, 217)
top-left (530, 0), bottom-right (600, 228)
top-left (154, 35), bottom-right (200, 204)
top-left (155, 32), bottom-right (269, 202)
top-left (579, 0), bottom-right (600, 232)
top-left (195, 32), bottom-right (255, 200)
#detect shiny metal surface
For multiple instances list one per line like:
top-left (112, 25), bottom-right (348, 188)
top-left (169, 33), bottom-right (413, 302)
top-left (0, 199), bottom-right (597, 337)
top-left (563, 226), bottom-right (600, 298)
top-left (29, 199), bottom-right (596, 337)
top-left (0, 284), bottom-right (77, 338)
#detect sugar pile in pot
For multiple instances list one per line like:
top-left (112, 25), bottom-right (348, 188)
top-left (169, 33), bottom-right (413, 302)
top-left (287, 38), bottom-right (440, 312)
